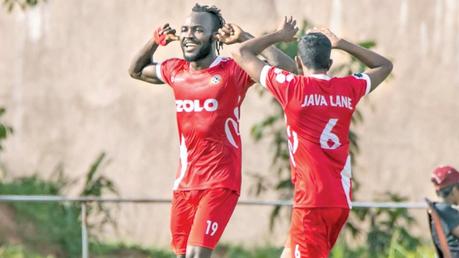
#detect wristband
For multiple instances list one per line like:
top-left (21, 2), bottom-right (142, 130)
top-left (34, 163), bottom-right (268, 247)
top-left (153, 27), bottom-right (167, 46)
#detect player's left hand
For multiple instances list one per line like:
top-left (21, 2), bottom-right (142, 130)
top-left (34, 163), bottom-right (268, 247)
top-left (216, 23), bottom-right (244, 45)
top-left (276, 16), bottom-right (299, 42)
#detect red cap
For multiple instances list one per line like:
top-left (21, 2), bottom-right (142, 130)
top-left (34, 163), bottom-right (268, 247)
top-left (431, 165), bottom-right (459, 191)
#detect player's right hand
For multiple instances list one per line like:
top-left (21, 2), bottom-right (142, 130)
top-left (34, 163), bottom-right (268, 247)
top-left (154, 23), bottom-right (179, 46)
top-left (307, 27), bottom-right (341, 48)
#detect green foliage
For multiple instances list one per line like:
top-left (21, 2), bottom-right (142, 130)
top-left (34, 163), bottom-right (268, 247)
top-left (330, 231), bottom-right (436, 258)
top-left (0, 175), bottom-right (82, 257)
top-left (344, 193), bottom-right (422, 257)
top-left (0, 153), bottom-right (118, 258)
top-left (79, 152), bottom-right (119, 235)
top-left (2, 0), bottom-right (45, 12)
top-left (214, 243), bottom-right (283, 258)
top-left (89, 242), bottom-right (174, 258)
top-left (0, 107), bottom-right (14, 153)
top-left (0, 241), bottom-right (437, 258)
top-left (0, 245), bottom-right (54, 258)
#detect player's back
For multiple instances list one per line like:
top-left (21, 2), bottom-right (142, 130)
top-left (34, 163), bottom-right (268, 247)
top-left (261, 66), bottom-right (371, 208)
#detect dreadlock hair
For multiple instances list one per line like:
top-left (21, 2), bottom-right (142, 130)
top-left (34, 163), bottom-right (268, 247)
top-left (191, 3), bottom-right (225, 54)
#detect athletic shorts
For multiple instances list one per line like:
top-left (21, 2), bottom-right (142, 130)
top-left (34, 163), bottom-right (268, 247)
top-left (287, 207), bottom-right (349, 258)
top-left (170, 188), bottom-right (239, 255)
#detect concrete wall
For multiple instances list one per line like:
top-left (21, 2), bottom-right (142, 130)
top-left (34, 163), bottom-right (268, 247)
top-left (1, 0), bottom-right (458, 248)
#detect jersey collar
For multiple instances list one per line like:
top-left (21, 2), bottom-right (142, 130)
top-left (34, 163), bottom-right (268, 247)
top-left (309, 73), bottom-right (331, 80)
top-left (209, 56), bottom-right (223, 68)
top-left (188, 56), bottom-right (223, 70)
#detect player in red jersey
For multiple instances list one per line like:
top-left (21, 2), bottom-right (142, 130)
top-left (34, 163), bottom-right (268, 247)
top-left (232, 17), bottom-right (393, 258)
top-left (128, 4), bottom-right (296, 258)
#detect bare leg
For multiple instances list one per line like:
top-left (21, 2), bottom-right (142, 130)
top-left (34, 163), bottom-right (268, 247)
top-left (186, 245), bottom-right (213, 258)
top-left (280, 247), bottom-right (292, 258)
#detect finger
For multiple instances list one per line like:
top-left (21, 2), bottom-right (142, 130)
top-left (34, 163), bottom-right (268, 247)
top-left (221, 27), bottom-right (231, 34)
top-left (213, 34), bottom-right (222, 41)
top-left (292, 20), bottom-right (297, 27)
top-left (218, 28), bottom-right (228, 35)
top-left (162, 23), bottom-right (170, 29)
top-left (215, 34), bottom-right (222, 41)
top-left (284, 16), bottom-right (287, 24)
top-left (162, 28), bottom-right (174, 35)
top-left (223, 24), bottom-right (232, 31)
top-left (169, 35), bottom-right (180, 41)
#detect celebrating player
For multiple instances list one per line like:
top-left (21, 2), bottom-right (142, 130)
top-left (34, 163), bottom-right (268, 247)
top-left (231, 17), bottom-right (393, 258)
top-left (128, 4), bottom-right (295, 258)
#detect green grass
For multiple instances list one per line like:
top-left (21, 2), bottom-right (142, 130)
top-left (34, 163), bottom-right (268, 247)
top-left (0, 176), bottom-right (81, 258)
top-left (0, 174), bottom-right (438, 258)
top-left (0, 245), bottom-right (54, 258)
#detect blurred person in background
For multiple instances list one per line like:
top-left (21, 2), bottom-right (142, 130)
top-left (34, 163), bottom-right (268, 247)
top-left (232, 17), bottom-right (392, 258)
top-left (431, 165), bottom-right (459, 256)
top-left (128, 3), bottom-right (295, 258)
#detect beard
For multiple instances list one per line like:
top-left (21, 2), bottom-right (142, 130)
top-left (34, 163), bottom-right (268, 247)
top-left (182, 39), bottom-right (213, 62)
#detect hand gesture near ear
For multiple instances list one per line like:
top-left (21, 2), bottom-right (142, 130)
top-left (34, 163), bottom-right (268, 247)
top-left (307, 27), bottom-right (341, 48)
top-left (216, 23), bottom-right (245, 45)
top-left (153, 23), bottom-right (180, 46)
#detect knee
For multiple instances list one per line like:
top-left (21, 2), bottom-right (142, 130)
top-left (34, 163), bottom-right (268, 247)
top-left (186, 246), bottom-right (212, 258)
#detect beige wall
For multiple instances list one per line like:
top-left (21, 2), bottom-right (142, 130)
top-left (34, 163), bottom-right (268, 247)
top-left (1, 0), bottom-right (458, 248)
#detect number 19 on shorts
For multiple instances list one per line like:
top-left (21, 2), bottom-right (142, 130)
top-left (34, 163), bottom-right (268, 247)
top-left (205, 220), bottom-right (218, 236)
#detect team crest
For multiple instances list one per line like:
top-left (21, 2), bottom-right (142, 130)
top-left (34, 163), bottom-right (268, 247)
top-left (210, 75), bottom-right (222, 85)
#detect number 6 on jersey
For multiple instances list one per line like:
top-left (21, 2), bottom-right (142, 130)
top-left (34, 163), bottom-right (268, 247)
top-left (320, 119), bottom-right (341, 150)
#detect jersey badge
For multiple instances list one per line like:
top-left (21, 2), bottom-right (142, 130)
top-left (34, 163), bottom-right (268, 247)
top-left (210, 75), bottom-right (222, 85)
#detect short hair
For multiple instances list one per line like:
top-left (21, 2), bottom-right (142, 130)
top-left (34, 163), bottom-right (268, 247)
top-left (191, 3), bottom-right (225, 32)
top-left (298, 33), bottom-right (332, 70)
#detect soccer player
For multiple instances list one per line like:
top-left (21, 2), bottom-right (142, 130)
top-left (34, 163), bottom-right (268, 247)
top-left (128, 4), bottom-right (296, 258)
top-left (431, 165), bottom-right (459, 255)
top-left (231, 17), bottom-right (393, 258)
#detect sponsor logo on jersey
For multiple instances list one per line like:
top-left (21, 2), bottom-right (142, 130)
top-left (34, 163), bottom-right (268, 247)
top-left (224, 96), bottom-right (242, 148)
top-left (176, 99), bottom-right (219, 112)
top-left (210, 75), bottom-right (222, 85)
top-left (171, 75), bottom-right (185, 83)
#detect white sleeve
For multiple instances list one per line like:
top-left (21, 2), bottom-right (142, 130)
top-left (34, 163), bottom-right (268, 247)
top-left (353, 72), bottom-right (372, 95)
top-left (361, 73), bottom-right (372, 95)
top-left (155, 62), bottom-right (164, 83)
top-left (259, 65), bottom-right (272, 88)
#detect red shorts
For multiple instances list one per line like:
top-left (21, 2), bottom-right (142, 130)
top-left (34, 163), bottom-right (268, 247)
top-left (170, 188), bottom-right (239, 255)
top-left (287, 207), bottom-right (349, 258)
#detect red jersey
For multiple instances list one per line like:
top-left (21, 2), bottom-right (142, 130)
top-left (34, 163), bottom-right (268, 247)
top-left (157, 57), bottom-right (253, 193)
top-left (260, 65), bottom-right (371, 208)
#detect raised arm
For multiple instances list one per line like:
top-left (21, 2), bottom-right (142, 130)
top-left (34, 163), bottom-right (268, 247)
top-left (311, 28), bottom-right (393, 92)
top-left (128, 24), bottom-right (179, 84)
top-left (230, 17), bottom-right (299, 82)
top-left (217, 22), bottom-right (297, 74)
